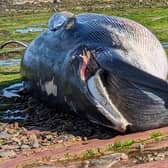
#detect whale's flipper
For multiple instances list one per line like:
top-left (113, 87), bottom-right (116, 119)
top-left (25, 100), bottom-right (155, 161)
top-left (94, 48), bottom-right (168, 131)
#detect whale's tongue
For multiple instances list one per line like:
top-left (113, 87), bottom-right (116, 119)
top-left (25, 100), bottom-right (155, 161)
top-left (87, 69), bottom-right (131, 132)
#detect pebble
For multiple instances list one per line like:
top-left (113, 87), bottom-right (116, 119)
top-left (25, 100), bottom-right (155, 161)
top-left (154, 152), bottom-right (158, 156)
top-left (30, 134), bottom-right (39, 148)
top-left (0, 131), bottom-right (12, 139)
top-left (148, 157), bottom-right (154, 162)
top-left (120, 153), bottom-right (128, 161)
top-left (12, 137), bottom-right (22, 145)
top-left (45, 134), bottom-right (53, 140)
top-left (138, 143), bottom-right (144, 152)
top-left (0, 150), bottom-right (16, 158)
top-left (20, 144), bottom-right (30, 149)
top-left (1, 144), bottom-right (19, 150)
top-left (91, 153), bottom-right (128, 168)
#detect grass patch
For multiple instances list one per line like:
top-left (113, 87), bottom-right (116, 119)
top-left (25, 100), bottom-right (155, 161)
top-left (0, 65), bottom-right (21, 89)
top-left (83, 149), bottom-right (95, 159)
top-left (0, 47), bottom-right (24, 55)
top-left (122, 139), bottom-right (134, 147)
top-left (106, 139), bottom-right (134, 151)
top-left (150, 131), bottom-right (164, 139)
top-left (113, 141), bottom-right (122, 149)
top-left (106, 144), bottom-right (113, 151)
top-left (165, 48), bottom-right (168, 56)
top-left (113, 139), bottom-right (134, 150)
top-left (0, 8), bottom-right (168, 44)
top-left (0, 13), bottom-right (51, 43)
top-left (0, 139), bottom-right (6, 145)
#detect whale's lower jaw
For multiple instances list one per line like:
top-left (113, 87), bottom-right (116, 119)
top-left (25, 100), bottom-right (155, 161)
top-left (87, 69), bottom-right (131, 132)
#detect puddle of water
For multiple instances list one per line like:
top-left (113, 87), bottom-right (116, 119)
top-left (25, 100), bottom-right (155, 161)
top-left (162, 42), bottom-right (168, 48)
top-left (16, 27), bottom-right (46, 34)
top-left (0, 58), bottom-right (21, 66)
top-left (1, 109), bottom-right (28, 122)
top-left (1, 83), bottom-right (24, 98)
top-left (0, 83), bottom-right (28, 122)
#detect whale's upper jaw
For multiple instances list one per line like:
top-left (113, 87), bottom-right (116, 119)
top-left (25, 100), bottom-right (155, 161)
top-left (77, 49), bottom-right (131, 132)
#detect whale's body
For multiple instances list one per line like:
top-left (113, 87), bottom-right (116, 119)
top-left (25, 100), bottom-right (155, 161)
top-left (21, 12), bottom-right (168, 132)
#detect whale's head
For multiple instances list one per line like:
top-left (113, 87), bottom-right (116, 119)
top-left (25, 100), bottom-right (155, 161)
top-left (22, 11), bottom-right (132, 133)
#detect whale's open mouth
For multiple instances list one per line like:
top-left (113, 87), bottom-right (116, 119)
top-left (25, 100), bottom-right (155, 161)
top-left (79, 49), bottom-right (131, 132)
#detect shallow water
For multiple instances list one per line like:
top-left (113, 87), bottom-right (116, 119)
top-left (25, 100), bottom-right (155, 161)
top-left (162, 42), bottom-right (168, 48)
top-left (0, 58), bottom-right (21, 66)
top-left (16, 27), bottom-right (46, 34)
top-left (1, 109), bottom-right (28, 122)
top-left (0, 83), bottom-right (27, 122)
top-left (1, 83), bottom-right (24, 98)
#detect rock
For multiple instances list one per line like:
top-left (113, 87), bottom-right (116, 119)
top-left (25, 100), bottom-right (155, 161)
top-left (1, 144), bottom-right (19, 150)
top-left (137, 143), bottom-right (144, 152)
top-left (90, 153), bottom-right (128, 168)
top-left (45, 134), bottom-right (53, 140)
top-left (30, 133), bottom-right (39, 148)
top-left (120, 153), bottom-right (129, 161)
top-left (20, 144), bottom-right (30, 149)
top-left (12, 137), bottom-right (22, 145)
top-left (53, 153), bottom-right (129, 168)
top-left (0, 150), bottom-right (16, 158)
top-left (0, 131), bottom-right (12, 139)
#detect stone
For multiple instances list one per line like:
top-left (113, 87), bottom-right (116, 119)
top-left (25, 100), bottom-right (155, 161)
top-left (20, 144), bottom-right (30, 149)
top-left (30, 133), bottom-right (39, 148)
top-left (90, 153), bottom-right (128, 168)
top-left (1, 145), bottom-right (19, 150)
top-left (0, 131), bottom-right (12, 139)
top-left (0, 150), bottom-right (16, 158)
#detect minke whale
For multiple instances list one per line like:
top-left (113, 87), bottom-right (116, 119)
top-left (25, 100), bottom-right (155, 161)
top-left (20, 11), bottom-right (168, 132)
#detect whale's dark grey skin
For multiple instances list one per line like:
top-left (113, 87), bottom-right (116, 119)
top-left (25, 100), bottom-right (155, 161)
top-left (21, 11), bottom-right (168, 132)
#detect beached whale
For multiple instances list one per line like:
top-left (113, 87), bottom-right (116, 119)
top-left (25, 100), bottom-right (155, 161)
top-left (20, 11), bottom-right (168, 132)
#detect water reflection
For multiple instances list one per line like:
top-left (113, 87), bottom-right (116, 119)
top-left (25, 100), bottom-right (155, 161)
top-left (0, 59), bottom-right (21, 66)
top-left (0, 109), bottom-right (28, 122)
top-left (16, 27), bottom-right (46, 34)
top-left (0, 83), bottom-right (27, 122)
top-left (1, 83), bottom-right (24, 98)
top-left (162, 42), bottom-right (168, 48)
